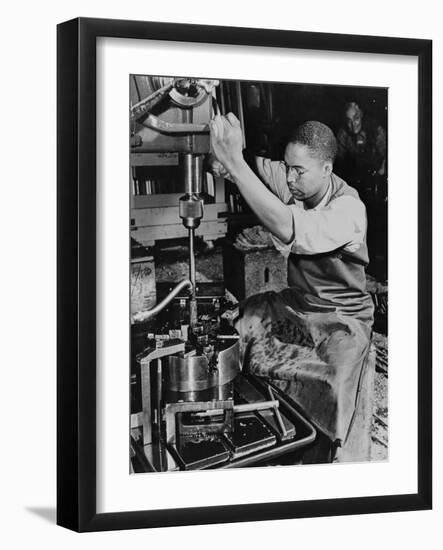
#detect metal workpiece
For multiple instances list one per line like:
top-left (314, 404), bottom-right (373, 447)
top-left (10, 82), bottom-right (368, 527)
top-left (166, 379), bottom-right (234, 405)
top-left (165, 339), bottom-right (240, 393)
top-left (164, 397), bottom-right (234, 450)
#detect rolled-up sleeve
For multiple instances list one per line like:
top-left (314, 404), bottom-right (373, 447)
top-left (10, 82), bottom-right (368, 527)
top-left (254, 156), bottom-right (292, 204)
top-left (271, 195), bottom-right (366, 256)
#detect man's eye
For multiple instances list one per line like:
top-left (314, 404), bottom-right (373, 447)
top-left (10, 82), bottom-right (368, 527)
top-left (285, 165), bottom-right (305, 176)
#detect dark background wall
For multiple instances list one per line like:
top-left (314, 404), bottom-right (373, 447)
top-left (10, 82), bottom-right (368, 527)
top-left (237, 80), bottom-right (387, 160)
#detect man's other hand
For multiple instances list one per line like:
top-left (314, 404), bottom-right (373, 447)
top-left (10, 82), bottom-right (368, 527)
top-left (207, 154), bottom-right (232, 180)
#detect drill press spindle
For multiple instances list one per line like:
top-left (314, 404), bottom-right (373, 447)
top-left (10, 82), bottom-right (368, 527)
top-left (179, 153), bottom-right (204, 327)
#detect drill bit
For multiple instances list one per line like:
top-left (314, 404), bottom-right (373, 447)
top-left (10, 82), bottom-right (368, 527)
top-left (189, 227), bottom-right (198, 327)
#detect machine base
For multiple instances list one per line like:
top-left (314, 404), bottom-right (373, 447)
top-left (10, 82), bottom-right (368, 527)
top-left (131, 373), bottom-right (316, 472)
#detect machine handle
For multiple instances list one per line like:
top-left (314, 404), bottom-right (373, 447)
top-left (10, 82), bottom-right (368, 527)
top-left (142, 114), bottom-right (208, 134)
top-left (193, 400), bottom-right (280, 417)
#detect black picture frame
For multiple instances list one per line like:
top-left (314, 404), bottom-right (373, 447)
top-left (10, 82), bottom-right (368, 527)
top-left (57, 17), bottom-right (432, 532)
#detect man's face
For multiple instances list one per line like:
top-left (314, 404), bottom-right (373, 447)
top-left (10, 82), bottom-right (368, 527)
top-left (284, 142), bottom-right (331, 202)
top-left (345, 105), bottom-right (363, 134)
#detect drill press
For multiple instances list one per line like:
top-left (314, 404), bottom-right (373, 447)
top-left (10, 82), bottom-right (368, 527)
top-left (131, 78), bottom-right (241, 466)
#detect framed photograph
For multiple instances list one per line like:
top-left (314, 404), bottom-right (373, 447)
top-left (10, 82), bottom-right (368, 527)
top-left (57, 17), bottom-right (432, 532)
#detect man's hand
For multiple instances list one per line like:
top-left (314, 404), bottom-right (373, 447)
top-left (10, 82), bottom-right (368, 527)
top-left (210, 113), bottom-right (245, 174)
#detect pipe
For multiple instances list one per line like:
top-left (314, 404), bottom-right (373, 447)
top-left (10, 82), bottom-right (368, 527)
top-left (131, 279), bottom-right (193, 324)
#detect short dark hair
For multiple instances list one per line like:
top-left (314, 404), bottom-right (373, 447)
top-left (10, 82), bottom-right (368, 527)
top-left (289, 121), bottom-right (337, 163)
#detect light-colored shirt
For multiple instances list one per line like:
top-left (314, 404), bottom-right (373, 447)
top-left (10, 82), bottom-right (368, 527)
top-left (254, 157), bottom-right (367, 258)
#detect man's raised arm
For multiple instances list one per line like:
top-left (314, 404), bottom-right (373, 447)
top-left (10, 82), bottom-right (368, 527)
top-left (210, 113), bottom-right (294, 244)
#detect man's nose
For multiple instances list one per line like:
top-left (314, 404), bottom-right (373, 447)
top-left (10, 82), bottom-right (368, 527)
top-left (287, 172), bottom-right (298, 184)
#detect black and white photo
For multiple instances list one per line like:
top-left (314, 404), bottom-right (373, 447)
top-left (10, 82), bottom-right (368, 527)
top-left (129, 75), bottom-right (388, 472)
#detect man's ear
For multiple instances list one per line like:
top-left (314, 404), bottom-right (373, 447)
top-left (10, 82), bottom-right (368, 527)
top-left (324, 161), bottom-right (333, 177)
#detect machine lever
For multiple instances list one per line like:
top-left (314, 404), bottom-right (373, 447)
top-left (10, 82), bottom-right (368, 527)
top-left (267, 385), bottom-right (289, 438)
top-left (193, 399), bottom-right (280, 417)
top-left (141, 114), bottom-right (208, 134)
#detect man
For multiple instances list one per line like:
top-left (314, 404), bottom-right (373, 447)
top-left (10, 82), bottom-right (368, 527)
top-left (211, 114), bottom-right (374, 326)
top-left (335, 101), bottom-right (388, 277)
top-left (210, 114), bottom-right (375, 462)
top-left (336, 101), bottom-right (387, 201)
